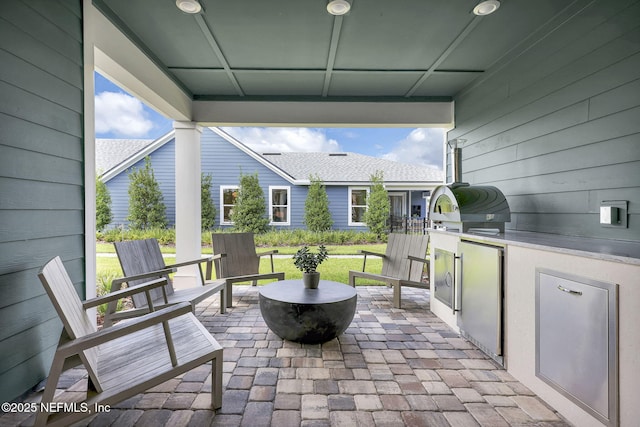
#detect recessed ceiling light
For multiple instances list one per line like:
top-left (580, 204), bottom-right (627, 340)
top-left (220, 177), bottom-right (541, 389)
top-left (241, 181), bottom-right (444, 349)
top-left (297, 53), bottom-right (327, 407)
top-left (473, 0), bottom-right (500, 16)
top-left (176, 0), bottom-right (202, 14)
top-left (327, 0), bottom-right (350, 16)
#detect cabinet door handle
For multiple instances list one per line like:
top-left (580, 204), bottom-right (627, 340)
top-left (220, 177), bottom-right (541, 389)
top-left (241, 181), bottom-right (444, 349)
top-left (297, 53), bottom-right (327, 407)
top-left (557, 285), bottom-right (582, 296)
top-left (453, 255), bottom-right (461, 313)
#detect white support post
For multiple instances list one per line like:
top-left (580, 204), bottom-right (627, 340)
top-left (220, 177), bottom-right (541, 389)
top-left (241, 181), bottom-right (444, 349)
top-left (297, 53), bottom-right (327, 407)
top-left (173, 121), bottom-right (202, 287)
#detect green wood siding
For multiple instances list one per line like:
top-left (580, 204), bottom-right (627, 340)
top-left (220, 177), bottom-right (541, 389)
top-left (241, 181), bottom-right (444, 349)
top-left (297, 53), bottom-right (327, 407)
top-left (449, 0), bottom-right (640, 241)
top-left (0, 0), bottom-right (84, 403)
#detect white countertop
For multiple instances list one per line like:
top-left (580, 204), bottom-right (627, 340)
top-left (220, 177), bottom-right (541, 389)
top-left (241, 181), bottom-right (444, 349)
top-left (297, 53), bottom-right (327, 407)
top-left (429, 228), bottom-right (640, 266)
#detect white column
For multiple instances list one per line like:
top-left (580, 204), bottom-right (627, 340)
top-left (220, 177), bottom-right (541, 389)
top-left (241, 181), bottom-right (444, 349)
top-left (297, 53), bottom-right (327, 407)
top-left (174, 121), bottom-right (202, 286)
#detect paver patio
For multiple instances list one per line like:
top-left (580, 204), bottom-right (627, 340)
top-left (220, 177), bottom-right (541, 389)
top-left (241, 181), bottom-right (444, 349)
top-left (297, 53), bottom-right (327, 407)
top-left (2, 286), bottom-right (570, 427)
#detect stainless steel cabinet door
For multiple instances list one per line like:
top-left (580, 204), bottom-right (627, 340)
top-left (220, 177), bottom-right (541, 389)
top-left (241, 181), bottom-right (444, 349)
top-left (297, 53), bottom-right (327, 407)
top-left (457, 241), bottom-right (503, 361)
top-left (536, 270), bottom-right (617, 426)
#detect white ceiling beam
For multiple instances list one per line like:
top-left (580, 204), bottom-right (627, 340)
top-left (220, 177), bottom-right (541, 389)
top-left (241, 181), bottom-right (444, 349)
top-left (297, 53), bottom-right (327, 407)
top-left (193, 100), bottom-right (454, 128)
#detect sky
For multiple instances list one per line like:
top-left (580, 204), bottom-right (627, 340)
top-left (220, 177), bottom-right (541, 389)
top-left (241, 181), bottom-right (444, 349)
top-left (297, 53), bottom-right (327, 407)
top-left (94, 72), bottom-right (446, 171)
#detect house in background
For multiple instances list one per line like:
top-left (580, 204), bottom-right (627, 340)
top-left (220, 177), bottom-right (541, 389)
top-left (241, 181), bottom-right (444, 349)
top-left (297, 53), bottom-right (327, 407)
top-left (98, 127), bottom-right (443, 231)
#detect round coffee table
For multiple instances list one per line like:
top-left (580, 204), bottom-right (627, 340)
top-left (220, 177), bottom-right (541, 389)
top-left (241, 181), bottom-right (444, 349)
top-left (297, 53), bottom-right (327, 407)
top-left (259, 279), bottom-right (357, 344)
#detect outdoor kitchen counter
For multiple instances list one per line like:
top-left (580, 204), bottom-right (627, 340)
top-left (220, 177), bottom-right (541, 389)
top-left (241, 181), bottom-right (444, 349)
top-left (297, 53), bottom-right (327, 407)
top-left (428, 228), bottom-right (640, 427)
top-left (429, 228), bottom-right (640, 265)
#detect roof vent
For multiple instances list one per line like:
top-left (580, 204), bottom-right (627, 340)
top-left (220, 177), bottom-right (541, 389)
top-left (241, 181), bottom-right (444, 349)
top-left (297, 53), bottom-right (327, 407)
top-left (329, 153), bottom-right (347, 156)
top-left (262, 153), bottom-right (282, 156)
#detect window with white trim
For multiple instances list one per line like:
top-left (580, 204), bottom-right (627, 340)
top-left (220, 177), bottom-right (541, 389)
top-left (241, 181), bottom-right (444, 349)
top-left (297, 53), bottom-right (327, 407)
top-left (220, 186), bottom-right (238, 225)
top-left (349, 187), bottom-right (368, 226)
top-left (269, 186), bottom-right (290, 225)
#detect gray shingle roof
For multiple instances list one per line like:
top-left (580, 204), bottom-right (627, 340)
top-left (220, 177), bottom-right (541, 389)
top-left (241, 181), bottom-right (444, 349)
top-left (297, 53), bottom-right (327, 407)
top-left (96, 139), bottom-right (155, 175)
top-left (260, 152), bottom-right (443, 183)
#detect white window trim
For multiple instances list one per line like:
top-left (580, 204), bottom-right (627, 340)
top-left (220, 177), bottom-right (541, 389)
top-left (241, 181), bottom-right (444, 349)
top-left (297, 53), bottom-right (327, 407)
top-left (220, 185), bottom-right (238, 225)
top-left (348, 187), bottom-right (369, 226)
top-left (269, 185), bottom-right (291, 226)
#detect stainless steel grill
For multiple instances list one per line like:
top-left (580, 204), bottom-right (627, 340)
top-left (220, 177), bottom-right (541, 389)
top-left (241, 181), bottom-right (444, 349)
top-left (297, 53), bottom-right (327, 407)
top-left (429, 182), bottom-right (511, 233)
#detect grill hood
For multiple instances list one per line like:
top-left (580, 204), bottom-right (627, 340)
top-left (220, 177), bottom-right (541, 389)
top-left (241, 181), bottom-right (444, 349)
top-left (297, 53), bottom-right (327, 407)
top-left (429, 182), bottom-right (511, 233)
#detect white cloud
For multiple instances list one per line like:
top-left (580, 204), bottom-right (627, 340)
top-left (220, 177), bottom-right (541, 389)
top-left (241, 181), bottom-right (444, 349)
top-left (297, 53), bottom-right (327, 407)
top-left (95, 91), bottom-right (154, 137)
top-left (222, 127), bottom-right (341, 153)
top-left (381, 128), bottom-right (445, 170)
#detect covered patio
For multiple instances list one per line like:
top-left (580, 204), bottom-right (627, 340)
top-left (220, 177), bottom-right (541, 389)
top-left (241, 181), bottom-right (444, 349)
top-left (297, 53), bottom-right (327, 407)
top-left (1, 1), bottom-right (639, 426)
top-left (1, 286), bottom-right (569, 427)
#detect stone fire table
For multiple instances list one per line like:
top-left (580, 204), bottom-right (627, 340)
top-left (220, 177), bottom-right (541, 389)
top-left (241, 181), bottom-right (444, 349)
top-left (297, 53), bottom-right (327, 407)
top-left (258, 279), bottom-right (357, 344)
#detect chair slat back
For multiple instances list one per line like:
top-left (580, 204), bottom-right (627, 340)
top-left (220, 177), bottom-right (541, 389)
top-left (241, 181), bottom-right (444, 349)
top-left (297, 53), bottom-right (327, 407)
top-left (381, 233), bottom-right (429, 281)
top-left (407, 234), bottom-right (430, 282)
top-left (38, 257), bottom-right (100, 385)
top-left (114, 238), bottom-right (174, 307)
top-left (211, 233), bottom-right (260, 278)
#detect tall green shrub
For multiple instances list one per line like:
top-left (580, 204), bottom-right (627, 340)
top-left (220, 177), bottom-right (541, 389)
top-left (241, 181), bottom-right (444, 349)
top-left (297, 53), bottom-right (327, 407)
top-left (364, 171), bottom-right (390, 238)
top-left (304, 174), bottom-right (333, 232)
top-left (96, 174), bottom-right (113, 231)
top-left (126, 157), bottom-right (167, 229)
top-left (201, 173), bottom-right (217, 231)
top-left (230, 172), bottom-right (269, 233)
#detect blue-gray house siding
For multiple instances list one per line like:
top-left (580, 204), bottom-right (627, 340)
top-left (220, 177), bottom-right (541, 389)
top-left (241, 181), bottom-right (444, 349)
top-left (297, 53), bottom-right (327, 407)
top-left (108, 140), bottom-right (177, 229)
top-left (201, 129), bottom-right (309, 229)
top-left (103, 128), bottom-right (433, 231)
top-left (0, 0), bottom-right (85, 403)
top-left (448, 1), bottom-right (640, 242)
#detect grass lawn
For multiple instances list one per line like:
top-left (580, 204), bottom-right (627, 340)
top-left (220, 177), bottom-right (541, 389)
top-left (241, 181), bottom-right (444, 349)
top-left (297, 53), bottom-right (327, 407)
top-left (96, 242), bottom-right (386, 255)
top-left (97, 253), bottom-right (384, 285)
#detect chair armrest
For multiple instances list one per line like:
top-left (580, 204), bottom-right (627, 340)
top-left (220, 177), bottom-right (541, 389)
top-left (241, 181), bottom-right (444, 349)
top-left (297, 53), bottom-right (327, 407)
top-left (257, 249), bottom-right (278, 257)
top-left (112, 268), bottom-right (175, 286)
top-left (358, 250), bottom-right (385, 273)
top-left (407, 255), bottom-right (429, 264)
top-left (256, 250), bottom-right (278, 272)
top-left (56, 303), bottom-right (193, 358)
top-left (165, 255), bottom-right (215, 269)
top-left (82, 278), bottom-right (168, 310)
top-left (359, 250), bottom-right (386, 258)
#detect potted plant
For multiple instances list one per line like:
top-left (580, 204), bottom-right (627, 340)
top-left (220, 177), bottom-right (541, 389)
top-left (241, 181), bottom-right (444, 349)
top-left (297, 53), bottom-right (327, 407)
top-left (293, 245), bottom-right (329, 289)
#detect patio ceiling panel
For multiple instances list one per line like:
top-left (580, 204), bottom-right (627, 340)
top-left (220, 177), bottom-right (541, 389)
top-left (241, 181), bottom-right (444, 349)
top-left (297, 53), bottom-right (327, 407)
top-left (91, 0), bottom-right (584, 107)
top-left (332, 0), bottom-right (473, 71)
top-left (234, 70), bottom-right (326, 96)
top-left (410, 72), bottom-right (483, 97)
top-left (200, 1), bottom-right (333, 69)
top-left (326, 71), bottom-right (425, 97)
top-left (170, 69), bottom-right (241, 96)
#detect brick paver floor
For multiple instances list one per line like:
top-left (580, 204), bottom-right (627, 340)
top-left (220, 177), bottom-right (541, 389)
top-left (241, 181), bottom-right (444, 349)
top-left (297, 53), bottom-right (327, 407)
top-left (2, 285), bottom-right (571, 426)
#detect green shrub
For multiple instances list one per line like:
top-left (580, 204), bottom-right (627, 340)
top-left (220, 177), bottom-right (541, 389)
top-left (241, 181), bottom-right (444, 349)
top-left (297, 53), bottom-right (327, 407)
top-left (304, 175), bottom-right (333, 232)
top-left (201, 173), bottom-right (217, 231)
top-left (364, 171), bottom-right (390, 238)
top-left (98, 228), bottom-right (384, 247)
top-left (127, 157), bottom-right (167, 230)
top-left (230, 172), bottom-right (269, 233)
top-left (96, 174), bottom-right (113, 231)
top-left (96, 270), bottom-right (124, 317)
top-left (98, 227), bottom-right (176, 245)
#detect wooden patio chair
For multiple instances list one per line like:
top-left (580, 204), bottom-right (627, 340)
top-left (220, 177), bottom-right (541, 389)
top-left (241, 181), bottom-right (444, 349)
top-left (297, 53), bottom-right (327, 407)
top-left (106, 238), bottom-right (226, 327)
top-left (36, 256), bottom-right (223, 427)
top-left (349, 233), bottom-right (430, 308)
top-left (211, 232), bottom-right (285, 309)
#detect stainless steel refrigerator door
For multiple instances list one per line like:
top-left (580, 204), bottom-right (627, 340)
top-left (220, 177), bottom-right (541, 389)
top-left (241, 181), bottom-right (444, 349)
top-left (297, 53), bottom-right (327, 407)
top-left (457, 241), bottom-right (503, 360)
top-left (433, 249), bottom-right (455, 308)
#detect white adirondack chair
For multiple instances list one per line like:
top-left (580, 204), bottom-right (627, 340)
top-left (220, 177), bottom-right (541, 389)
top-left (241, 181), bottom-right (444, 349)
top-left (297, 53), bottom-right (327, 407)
top-left (35, 256), bottom-right (223, 427)
top-left (349, 233), bottom-right (430, 308)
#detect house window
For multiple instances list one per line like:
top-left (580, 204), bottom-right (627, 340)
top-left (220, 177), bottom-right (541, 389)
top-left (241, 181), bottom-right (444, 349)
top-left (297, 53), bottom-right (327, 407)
top-left (349, 187), bottom-right (368, 226)
top-left (270, 186), bottom-right (290, 225)
top-left (220, 186), bottom-right (238, 225)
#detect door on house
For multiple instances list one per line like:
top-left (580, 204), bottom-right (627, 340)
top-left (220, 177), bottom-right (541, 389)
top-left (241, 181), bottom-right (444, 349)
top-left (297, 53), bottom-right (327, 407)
top-left (388, 192), bottom-right (406, 219)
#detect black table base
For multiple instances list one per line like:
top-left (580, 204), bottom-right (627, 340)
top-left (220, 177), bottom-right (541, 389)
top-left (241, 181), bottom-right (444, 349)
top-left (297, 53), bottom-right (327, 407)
top-left (259, 280), bottom-right (357, 344)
